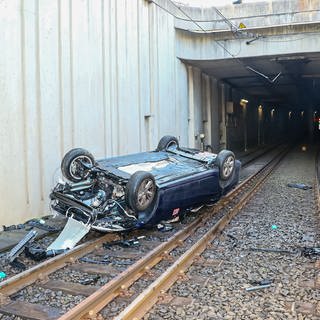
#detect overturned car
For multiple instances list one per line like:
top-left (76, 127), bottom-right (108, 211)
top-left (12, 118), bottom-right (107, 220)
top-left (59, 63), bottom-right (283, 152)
top-left (50, 136), bottom-right (241, 233)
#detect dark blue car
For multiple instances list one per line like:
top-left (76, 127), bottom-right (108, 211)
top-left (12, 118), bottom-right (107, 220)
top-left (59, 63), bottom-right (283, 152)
top-left (50, 136), bottom-right (241, 232)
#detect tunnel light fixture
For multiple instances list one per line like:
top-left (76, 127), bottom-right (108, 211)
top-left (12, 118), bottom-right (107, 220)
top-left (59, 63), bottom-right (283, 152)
top-left (288, 111), bottom-right (292, 119)
top-left (258, 105), bottom-right (263, 120)
top-left (301, 111), bottom-right (304, 117)
top-left (271, 108), bottom-right (275, 118)
top-left (240, 99), bottom-right (248, 107)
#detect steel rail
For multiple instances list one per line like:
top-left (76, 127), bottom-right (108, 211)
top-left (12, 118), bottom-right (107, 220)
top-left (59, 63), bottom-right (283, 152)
top-left (0, 234), bottom-right (117, 298)
top-left (59, 146), bottom-right (290, 320)
top-left (115, 147), bottom-right (289, 320)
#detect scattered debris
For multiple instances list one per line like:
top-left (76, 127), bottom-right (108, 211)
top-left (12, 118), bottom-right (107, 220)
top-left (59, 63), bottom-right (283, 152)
top-left (301, 247), bottom-right (320, 258)
top-left (245, 284), bottom-right (272, 292)
top-left (25, 245), bottom-right (47, 261)
top-left (190, 206), bottom-right (204, 213)
top-left (80, 275), bottom-right (101, 285)
top-left (287, 183), bottom-right (312, 190)
top-left (250, 247), bottom-right (320, 258)
top-left (3, 224), bottom-right (25, 231)
top-left (0, 230), bottom-right (38, 266)
top-left (250, 279), bottom-right (273, 286)
top-left (25, 245), bottom-right (68, 261)
top-left (103, 236), bottom-right (145, 249)
top-left (26, 219), bottom-right (61, 232)
top-left (9, 230), bottom-right (38, 261)
top-left (157, 223), bottom-right (174, 232)
top-left (271, 224), bottom-right (278, 230)
top-left (79, 257), bottom-right (110, 265)
top-left (249, 247), bottom-right (297, 255)
top-left (9, 259), bottom-right (26, 271)
top-left (0, 271), bottom-right (6, 279)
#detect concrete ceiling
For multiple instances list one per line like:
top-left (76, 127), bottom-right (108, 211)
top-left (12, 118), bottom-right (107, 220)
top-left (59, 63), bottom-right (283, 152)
top-left (183, 52), bottom-right (320, 109)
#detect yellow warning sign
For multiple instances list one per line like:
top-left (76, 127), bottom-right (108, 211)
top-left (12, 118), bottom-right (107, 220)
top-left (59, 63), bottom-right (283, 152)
top-left (239, 22), bottom-right (246, 29)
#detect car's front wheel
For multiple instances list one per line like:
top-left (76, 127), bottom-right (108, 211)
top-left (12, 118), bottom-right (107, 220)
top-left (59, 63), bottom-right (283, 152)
top-left (61, 148), bottom-right (95, 182)
top-left (125, 171), bottom-right (157, 212)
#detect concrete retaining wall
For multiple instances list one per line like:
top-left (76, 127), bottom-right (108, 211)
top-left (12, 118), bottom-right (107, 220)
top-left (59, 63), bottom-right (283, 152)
top-left (0, 0), bottom-right (207, 226)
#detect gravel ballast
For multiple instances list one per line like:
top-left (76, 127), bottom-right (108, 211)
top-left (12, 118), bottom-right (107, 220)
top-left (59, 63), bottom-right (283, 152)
top-left (146, 145), bottom-right (319, 320)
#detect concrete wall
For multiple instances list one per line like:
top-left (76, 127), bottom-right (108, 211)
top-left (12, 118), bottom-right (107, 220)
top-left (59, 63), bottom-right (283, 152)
top-left (0, 0), bottom-right (205, 226)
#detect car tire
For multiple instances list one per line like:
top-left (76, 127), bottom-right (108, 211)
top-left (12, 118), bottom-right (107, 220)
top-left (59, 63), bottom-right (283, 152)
top-left (156, 135), bottom-right (179, 151)
top-left (61, 148), bottom-right (95, 182)
top-left (216, 150), bottom-right (235, 181)
top-left (126, 171), bottom-right (157, 212)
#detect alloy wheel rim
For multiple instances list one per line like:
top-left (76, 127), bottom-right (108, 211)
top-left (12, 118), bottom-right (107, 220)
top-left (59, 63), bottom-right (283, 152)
top-left (69, 155), bottom-right (93, 180)
top-left (137, 179), bottom-right (155, 209)
top-left (223, 156), bottom-right (234, 178)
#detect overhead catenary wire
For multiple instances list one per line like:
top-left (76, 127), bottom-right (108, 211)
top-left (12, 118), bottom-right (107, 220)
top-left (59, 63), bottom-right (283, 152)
top-left (148, 1), bottom-right (320, 24)
top-left (164, 0), bottom-right (282, 83)
top-left (149, 0), bottom-right (281, 83)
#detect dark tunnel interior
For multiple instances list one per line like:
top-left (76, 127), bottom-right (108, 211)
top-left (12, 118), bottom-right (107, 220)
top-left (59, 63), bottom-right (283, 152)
top-left (184, 52), bottom-right (320, 149)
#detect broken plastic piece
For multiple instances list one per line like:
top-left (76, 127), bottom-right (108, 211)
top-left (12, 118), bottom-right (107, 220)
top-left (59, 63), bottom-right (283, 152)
top-left (25, 245), bottom-right (47, 261)
top-left (0, 272), bottom-right (6, 279)
top-left (25, 244), bottom-right (68, 261)
top-left (271, 225), bottom-right (278, 230)
top-left (7, 230), bottom-right (38, 263)
top-left (47, 216), bottom-right (91, 251)
top-left (9, 259), bottom-right (26, 271)
top-left (287, 183), bottom-right (312, 190)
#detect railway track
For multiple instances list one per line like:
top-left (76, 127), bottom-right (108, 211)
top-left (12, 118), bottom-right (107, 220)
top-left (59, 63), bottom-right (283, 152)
top-left (0, 145), bottom-right (291, 320)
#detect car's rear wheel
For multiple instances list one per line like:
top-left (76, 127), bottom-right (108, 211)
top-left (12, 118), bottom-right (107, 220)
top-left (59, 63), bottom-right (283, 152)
top-left (156, 135), bottom-right (179, 151)
top-left (216, 150), bottom-right (235, 181)
top-left (126, 171), bottom-right (157, 212)
top-left (61, 148), bottom-right (95, 182)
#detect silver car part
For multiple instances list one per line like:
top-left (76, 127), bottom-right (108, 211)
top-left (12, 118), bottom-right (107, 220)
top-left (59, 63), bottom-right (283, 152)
top-left (47, 213), bottom-right (91, 251)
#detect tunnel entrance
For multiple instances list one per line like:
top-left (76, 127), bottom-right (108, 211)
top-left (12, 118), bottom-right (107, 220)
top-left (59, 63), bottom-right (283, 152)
top-left (182, 52), bottom-right (320, 148)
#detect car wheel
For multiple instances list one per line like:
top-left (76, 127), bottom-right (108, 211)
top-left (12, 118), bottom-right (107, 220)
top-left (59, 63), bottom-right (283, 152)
top-left (156, 135), bottom-right (179, 151)
top-left (61, 148), bottom-right (95, 182)
top-left (216, 150), bottom-right (235, 181)
top-left (126, 171), bottom-right (157, 212)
